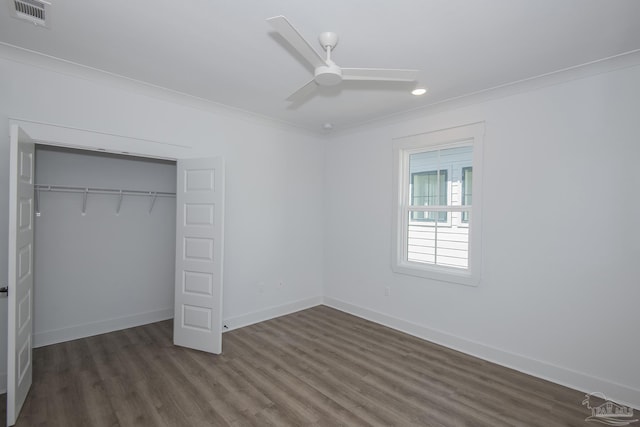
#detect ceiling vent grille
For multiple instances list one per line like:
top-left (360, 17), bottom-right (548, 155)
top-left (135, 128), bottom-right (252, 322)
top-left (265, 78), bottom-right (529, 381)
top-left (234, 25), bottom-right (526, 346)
top-left (12, 0), bottom-right (49, 27)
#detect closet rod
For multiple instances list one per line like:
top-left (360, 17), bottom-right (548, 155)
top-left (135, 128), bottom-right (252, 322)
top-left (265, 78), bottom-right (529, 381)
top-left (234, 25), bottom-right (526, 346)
top-left (34, 184), bottom-right (176, 197)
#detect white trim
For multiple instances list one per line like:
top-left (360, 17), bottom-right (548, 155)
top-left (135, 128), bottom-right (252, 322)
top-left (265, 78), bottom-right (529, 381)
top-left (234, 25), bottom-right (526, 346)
top-left (12, 296), bottom-right (640, 410)
top-left (323, 297), bottom-right (640, 411)
top-left (222, 296), bottom-right (324, 332)
top-left (0, 42), bottom-right (318, 137)
top-left (29, 295), bottom-right (324, 351)
top-left (392, 122), bottom-right (484, 286)
top-left (334, 49), bottom-right (640, 136)
top-left (3, 42), bottom-right (639, 137)
top-left (0, 373), bottom-right (6, 394)
top-left (33, 308), bottom-right (174, 348)
top-left (9, 119), bottom-right (191, 160)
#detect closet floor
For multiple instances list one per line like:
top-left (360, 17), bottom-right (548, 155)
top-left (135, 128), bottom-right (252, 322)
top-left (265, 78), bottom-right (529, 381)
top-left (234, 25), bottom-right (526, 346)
top-left (7, 305), bottom-right (592, 426)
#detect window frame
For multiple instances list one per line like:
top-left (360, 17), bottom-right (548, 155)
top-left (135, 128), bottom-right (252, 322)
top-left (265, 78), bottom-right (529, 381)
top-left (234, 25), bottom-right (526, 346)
top-left (461, 166), bottom-right (472, 224)
top-left (392, 122), bottom-right (484, 286)
top-left (410, 168), bottom-right (449, 224)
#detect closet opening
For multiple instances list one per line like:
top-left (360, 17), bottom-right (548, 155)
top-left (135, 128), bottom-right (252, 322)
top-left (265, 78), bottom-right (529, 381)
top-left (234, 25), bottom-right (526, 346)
top-left (32, 145), bottom-right (177, 348)
top-left (8, 123), bottom-right (225, 425)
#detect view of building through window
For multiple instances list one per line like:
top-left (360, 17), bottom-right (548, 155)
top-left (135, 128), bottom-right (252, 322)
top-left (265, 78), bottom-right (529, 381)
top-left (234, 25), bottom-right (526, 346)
top-left (407, 145), bottom-right (472, 269)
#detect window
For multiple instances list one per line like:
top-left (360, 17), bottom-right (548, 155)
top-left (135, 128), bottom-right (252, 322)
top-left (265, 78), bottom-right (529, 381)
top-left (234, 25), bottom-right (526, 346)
top-left (411, 170), bottom-right (448, 222)
top-left (392, 122), bottom-right (484, 286)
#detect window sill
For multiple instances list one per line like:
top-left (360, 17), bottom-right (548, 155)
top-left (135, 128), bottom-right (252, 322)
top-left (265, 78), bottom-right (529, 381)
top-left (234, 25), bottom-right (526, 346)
top-left (392, 261), bottom-right (479, 287)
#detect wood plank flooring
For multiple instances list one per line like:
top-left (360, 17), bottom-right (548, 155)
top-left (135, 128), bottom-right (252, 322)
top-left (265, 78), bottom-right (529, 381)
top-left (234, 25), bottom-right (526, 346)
top-left (3, 305), bottom-right (592, 426)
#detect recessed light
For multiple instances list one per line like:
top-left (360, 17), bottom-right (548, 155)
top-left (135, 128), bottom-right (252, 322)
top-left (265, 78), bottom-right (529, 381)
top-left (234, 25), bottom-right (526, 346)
top-left (411, 88), bottom-right (427, 96)
top-left (322, 122), bottom-right (333, 131)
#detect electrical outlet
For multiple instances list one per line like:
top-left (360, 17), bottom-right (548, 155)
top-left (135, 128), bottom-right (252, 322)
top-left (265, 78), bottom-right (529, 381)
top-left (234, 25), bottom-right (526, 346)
top-left (384, 287), bottom-right (391, 296)
top-left (278, 281), bottom-right (284, 289)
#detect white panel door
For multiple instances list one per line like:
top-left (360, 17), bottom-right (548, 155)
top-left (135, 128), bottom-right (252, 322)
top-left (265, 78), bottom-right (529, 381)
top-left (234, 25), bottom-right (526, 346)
top-left (174, 157), bottom-right (224, 353)
top-left (7, 125), bottom-right (35, 426)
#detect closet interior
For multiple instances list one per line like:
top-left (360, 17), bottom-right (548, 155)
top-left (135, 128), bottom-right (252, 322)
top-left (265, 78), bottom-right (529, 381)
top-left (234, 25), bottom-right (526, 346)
top-left (32, 145), bottom-right (177, 347)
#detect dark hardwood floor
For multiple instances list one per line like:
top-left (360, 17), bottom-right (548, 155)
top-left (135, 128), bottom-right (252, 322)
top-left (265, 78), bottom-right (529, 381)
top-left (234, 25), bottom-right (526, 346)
top-left (3, 305), bottom-right (592, 426)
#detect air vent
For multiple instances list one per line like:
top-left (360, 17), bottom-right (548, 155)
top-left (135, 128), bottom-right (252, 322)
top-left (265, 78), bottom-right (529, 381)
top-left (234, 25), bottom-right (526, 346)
top-left (12, 0), bottom-right (49, 27)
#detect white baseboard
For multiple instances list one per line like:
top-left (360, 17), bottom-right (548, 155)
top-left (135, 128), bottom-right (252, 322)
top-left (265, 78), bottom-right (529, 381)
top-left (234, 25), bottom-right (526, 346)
top-left (33, 308), bottom-right (174, 348)
top-left (17, 297), bottom-right (640, 410)
top-left (0, 297), bottom-right (319, 395)
top-left (223, 296), bottom-right (323, 333)
top-left (32, 296), bottom-right (325, 348)
top-left (323, 297), bottom-right (640, 410)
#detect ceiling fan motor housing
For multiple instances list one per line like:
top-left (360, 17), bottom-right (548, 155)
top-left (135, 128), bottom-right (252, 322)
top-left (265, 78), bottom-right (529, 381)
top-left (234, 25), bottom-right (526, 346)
top-left (315, 61), bottom-right (342, 86)
top-left (315, 32), bottom-right (341, 86)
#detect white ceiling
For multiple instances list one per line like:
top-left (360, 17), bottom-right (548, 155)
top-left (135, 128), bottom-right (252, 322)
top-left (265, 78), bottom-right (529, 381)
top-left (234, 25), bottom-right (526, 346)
top-left (1, 0), bottom-right (639, 133)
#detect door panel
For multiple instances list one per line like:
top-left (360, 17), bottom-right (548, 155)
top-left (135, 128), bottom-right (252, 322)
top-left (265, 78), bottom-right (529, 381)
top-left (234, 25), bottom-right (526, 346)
top-left (174, 157), bottom-right (224, 354)
top-left (7, 125), bottom-right (35, 426)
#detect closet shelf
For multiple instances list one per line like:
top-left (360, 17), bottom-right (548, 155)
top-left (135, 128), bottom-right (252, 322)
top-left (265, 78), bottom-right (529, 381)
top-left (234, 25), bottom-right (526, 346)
top-left (34, 184), bottom-right (175, 215)
top-left (34, 184), bottom-right (175, 197)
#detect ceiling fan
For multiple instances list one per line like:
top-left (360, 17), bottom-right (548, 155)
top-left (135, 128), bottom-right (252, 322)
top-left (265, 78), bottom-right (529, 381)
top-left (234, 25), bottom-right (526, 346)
top-left (267, 16), bottom-right (419, 102)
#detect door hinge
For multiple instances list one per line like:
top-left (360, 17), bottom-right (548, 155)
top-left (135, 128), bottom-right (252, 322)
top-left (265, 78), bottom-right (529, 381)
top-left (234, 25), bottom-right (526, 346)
top-left (0, 286), bottom-right (8, 296)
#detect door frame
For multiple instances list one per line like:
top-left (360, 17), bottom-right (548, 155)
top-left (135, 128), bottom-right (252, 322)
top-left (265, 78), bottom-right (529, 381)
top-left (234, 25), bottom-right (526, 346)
top-left (9, 119), bottom-right (192, 161)
top-left (5, 119), bottom-right (224, 423)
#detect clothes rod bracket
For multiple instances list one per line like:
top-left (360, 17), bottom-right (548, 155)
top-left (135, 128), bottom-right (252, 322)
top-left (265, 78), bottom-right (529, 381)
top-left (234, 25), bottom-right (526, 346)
top-left (116, 190), bottom-right (123, 215)
top-left (82, 188), bottom-right (88, 215)
top-left (148, 192), bottom-right (158, 214)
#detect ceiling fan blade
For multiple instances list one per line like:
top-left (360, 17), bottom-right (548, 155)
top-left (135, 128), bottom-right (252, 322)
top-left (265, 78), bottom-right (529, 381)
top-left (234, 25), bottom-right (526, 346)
top-left (341, 68), bottom-right (419, 82)
top-left (286, 79), bottom-right (319, 102)
top-left (267, 16), bottom-right (327, 69)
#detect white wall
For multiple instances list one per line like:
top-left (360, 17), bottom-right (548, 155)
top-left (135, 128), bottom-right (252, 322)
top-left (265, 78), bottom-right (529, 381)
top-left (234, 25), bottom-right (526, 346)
top-left (323, 64), bottom-right (640, 407)
top-left (33, 147), bottom-right (176, 347)
top-left (0, 46), bottom-right (325, 391)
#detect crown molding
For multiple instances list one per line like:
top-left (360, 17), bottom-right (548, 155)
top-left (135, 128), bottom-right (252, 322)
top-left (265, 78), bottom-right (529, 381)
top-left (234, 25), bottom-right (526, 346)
top-left (334, 49), bottom-right (640, 137)
top-left (0, 42), bottom-right (320, 138)
top-left (3, 42), bottom-right (639, 140)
